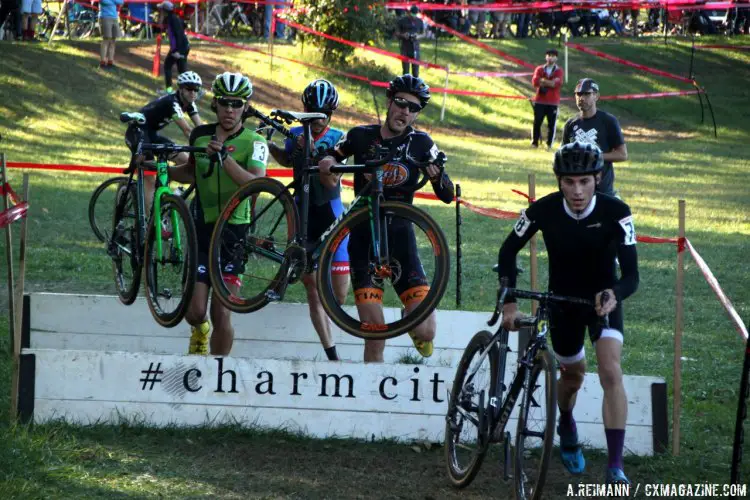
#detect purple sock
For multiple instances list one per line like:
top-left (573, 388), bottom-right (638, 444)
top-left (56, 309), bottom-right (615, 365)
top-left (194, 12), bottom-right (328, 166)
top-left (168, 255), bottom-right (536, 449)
top-left (559, 409), bottom-right (576, 433)
top-left (605, 428), bottom-right (625, 470)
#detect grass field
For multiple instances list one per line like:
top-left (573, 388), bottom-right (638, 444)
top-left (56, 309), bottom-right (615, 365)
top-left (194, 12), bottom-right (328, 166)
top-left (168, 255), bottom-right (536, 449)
top-left (0, 33), bottom-right (749, 497)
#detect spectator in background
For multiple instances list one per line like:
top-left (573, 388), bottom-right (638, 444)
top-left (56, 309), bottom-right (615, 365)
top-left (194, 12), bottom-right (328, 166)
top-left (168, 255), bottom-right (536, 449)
top-left (158, 0), bottom-right (190, 93)
top-left (516, 0), bottom-right (531, 38)
top-left (490, 8), bottom-right (509, 38)
top-left (264, 0), bottom-right (285, 39)
top-left (531, 48), bottom-right (563, 149)
top-left (20, 0), bottom-right (40, 40)
top-left (396, 5), bottom-right (424, 77)
top-left (0, 0), bottom-right (22, 40)
top-left (98, 0), bottom-right (123, 69)
top-left (562, 79), bottom-right (627, 197)
top-left (467, 0), bottom-right (486, 37)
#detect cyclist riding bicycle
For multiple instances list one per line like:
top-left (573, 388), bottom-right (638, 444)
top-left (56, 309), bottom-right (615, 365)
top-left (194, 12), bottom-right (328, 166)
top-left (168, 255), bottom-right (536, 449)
top-left (318, 74), bottom-right (454, 362)
top-left (124, 70), bottom-right (203, 211)
top-left (497, 141), bottom-right (640, 486)
top-left (170, 71), bottom-right (268, 355)
top-left (268, 79), bottom-right (349, 362)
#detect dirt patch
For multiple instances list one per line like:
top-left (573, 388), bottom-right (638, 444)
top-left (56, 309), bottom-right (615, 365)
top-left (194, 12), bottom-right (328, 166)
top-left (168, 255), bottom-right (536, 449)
top-left (72, 41), bottom-right (509, 140)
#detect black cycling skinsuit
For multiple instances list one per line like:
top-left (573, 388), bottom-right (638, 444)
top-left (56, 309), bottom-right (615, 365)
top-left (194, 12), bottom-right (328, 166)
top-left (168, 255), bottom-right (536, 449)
top-left (124, 93), bottom-right (199, 156)
top-left (497, 192), bottom-right (639, 362)
top-left (329, 124), bottom-right (454, 304)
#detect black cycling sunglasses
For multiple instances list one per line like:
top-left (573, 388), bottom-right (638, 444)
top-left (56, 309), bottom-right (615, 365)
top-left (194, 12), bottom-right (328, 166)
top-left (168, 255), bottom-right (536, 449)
top-left (216, 97), bottom-right (245, 109)
top-left (182, 85), bottom-right (201, 92)
top-left (392, 97), bottom-right (422, 113)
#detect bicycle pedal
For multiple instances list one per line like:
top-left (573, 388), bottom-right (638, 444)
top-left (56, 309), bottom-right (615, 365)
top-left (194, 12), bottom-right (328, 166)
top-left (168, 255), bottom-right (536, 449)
top-left (265, 289), bottom-right (281, 302)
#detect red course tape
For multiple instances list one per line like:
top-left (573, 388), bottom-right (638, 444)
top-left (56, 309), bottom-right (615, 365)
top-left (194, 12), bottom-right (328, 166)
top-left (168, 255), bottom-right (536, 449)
top-left (565, 43), bottom-right (695, 84)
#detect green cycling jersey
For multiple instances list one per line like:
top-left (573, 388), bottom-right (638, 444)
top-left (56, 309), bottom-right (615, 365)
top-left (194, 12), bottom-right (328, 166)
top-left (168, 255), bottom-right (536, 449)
top-left (190, 123), bottom-right (268, 224)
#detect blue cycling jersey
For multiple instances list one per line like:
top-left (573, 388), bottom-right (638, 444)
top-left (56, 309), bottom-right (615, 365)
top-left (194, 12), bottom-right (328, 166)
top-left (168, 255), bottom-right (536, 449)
top-left (285, 126), bottom-right (345, 206)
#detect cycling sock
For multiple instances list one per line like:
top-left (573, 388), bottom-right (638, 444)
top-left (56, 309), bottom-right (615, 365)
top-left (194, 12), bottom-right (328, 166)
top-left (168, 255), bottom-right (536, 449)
top-left (324, 346), bottom-right (339, 361)
top-left (559, 409), bottom-right (576, 433)
top-left (605, 428), bottom-right (625, 470)
top-left (193, 321), bottom-right (210, 335)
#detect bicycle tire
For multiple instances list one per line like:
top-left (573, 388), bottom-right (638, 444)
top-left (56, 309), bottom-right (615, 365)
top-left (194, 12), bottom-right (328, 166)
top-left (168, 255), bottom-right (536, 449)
top-left (514, 349), bottom-right (557, 500)
top-left (111, 183), bottom-right (141, 305)
top-left (144, 193), bottom-right (197, 328)
top-left (317, 201), bottom-right (450, 339)
top-left (209, 177), bottom-right (298, 313)
top-left (89, 176), bottom-right (129, 242)
top-left (445, 330), bottom-right (498, 488)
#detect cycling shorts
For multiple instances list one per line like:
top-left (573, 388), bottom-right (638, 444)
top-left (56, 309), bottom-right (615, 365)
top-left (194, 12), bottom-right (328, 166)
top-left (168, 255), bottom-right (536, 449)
top-left (124, 125), bottom-right (175, 164)
top-left (192, 200), bottom-right (247, 288)
top-left (347, 220), bottom-right (429, 307)
top-left (297, 197), bottom-right (349, 274)
top-left (548, 301), bottom-right (624, 365)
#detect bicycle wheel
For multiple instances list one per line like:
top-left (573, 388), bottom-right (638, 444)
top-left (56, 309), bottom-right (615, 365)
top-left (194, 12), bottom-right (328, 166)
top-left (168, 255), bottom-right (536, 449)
top-left (514, 349), bottom-right (557, 500)
top-left (209, 177), bottom-right (298, 313)
top-left (143, 193), bottom-right (197, 328)
top-left (89, 176), bottom-right (129, 242)
top-left (445, 330), bottom-right (498, 488)
top-left (111, 183), bottom-right (141, 305)
top-left (317, 201), bottom-right (450, 339)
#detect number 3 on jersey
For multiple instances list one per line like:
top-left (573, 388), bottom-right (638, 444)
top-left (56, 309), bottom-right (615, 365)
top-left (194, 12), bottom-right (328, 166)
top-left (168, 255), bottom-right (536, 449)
top-left (252, 141), bottom-right (269, 164)
top-left (618, 215), bottom-right (637, 246)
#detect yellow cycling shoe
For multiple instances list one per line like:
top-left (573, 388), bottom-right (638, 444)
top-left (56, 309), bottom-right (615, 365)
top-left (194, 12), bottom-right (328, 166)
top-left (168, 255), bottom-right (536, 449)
top-left (408, 332), bottom-right (433, 358)
top-left (188, 322), bottom-right (210, 355)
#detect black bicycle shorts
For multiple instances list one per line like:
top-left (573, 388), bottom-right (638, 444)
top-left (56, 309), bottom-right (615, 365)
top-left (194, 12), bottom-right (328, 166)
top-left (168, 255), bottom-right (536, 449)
top-left (347, 221), bottom-right (428, 307)
top-left (124, 125), bottom-right (175, 164)
top-left (192, 200), bottom-right (247, 288)
top-left (549, 301), bottom-right (624, 364)
top-left (296, 197), bottom-right (349, 272)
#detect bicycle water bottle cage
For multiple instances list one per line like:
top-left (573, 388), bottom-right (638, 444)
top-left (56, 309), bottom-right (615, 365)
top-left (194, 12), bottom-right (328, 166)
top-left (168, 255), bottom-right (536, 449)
top-left (119, 112), bottom-right (146, 125)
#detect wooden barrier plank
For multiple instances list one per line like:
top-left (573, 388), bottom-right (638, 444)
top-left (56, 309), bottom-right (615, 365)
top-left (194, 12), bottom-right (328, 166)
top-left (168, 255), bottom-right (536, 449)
top-left (25, 349), bottom-right (664, 455)
top-left (28, 294), bottom-right (497, 349)
top-left (29, 331), bottom-right (502, 366)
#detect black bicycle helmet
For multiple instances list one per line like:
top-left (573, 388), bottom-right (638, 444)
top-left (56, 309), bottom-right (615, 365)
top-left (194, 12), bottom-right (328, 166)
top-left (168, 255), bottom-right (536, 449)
top-left (386, 74), bottom-right (431, 110)
top-left (302, 79), bottom-right (339, 113)
top-left (553, 141), bottom-right (604, 176)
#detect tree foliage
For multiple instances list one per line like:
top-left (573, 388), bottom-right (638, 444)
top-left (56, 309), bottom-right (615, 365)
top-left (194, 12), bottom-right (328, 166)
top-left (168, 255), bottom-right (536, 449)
top-left (288, 0), bottom-right (388, 65)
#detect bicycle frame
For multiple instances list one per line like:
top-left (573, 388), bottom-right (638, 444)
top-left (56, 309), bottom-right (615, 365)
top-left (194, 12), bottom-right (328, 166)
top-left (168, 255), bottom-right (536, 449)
top-left (152, 153), bottom-right (183, 265)
top-left (111, 127), bottom-right (204, 266)
top-left (241, 117), bottom-right (391, 274)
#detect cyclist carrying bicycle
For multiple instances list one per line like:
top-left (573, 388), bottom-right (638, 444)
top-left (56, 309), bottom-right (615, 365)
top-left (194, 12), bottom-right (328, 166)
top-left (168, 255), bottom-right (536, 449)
top-left (268, 79), bottom-right (349, 362)
top-left (318, 74), bottom-right (454, 362)
top-left (170, 72), bottom-right (268, 355)
top-left (496, 142), bottom-right (640, 486)
top-left (124, 70), bottom-right (203, 211)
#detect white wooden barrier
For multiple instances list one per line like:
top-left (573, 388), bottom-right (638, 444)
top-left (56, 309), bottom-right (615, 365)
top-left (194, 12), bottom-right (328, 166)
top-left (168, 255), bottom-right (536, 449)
top-left (16, 293), bottom-right (668, 456)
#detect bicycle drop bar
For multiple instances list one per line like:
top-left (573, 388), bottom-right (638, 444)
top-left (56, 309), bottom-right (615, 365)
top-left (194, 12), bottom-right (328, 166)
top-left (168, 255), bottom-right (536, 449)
top-left (305, 152), bottom-right (396, 175)
top-left (140, 143), bottom-right (209, 155)
top-left (245, 106), bottom-right (293, 139)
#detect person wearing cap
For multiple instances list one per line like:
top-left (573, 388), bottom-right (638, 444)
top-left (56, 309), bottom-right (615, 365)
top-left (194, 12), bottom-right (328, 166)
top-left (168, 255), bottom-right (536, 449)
top-left (531, 48), bottom-right (563, 150)
top-left (562, 78), bottom-right (627, 197)
top-left (395, 5), bottom-right (425, 77)
top-left (158, 0), bottom-right (191, 93)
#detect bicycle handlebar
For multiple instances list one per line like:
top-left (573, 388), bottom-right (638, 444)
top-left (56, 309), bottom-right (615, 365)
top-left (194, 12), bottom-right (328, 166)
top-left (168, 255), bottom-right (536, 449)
top-left (244, 105), bottom-right (293, 139)
top-left (140, 143), bottom-right (208, 155)
top-left (488, 278), bottom-right (610, 329)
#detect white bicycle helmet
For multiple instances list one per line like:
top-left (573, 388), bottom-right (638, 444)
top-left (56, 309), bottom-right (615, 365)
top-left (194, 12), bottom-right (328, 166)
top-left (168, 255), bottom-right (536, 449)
top-left (212, 72), bottom-right (253, 99)
top-left (177, 71), bottom-right (202, 87)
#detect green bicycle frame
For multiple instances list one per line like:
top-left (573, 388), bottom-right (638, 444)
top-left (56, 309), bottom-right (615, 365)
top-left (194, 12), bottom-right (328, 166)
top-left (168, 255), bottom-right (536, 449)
top-left (152, 157), bottom-right (183, 263)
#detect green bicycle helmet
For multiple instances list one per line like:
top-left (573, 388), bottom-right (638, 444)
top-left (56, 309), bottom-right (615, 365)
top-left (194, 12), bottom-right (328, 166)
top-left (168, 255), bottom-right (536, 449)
top-left (212, 72), bottom-right (253, 99)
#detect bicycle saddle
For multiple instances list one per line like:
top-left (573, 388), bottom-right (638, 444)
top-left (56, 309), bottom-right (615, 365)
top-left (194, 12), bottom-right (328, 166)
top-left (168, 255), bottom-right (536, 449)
top-left (271, 109), bottom-right (327, 124)
top-left (120, 112), bottom-right (146, 125)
